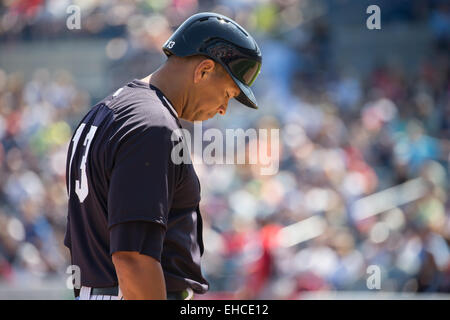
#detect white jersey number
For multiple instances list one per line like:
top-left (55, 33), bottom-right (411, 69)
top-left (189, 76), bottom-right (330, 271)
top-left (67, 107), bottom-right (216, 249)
top-left (68, 124), bottom-right (98, 203)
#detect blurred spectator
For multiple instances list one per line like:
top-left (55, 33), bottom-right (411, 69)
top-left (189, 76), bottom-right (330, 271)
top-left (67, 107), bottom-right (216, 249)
top-left (0, 0), bottom-right (449, 298)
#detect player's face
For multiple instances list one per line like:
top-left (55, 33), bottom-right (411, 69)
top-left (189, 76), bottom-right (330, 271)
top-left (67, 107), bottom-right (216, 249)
top-left (189, 60), bottom-right (241, 121)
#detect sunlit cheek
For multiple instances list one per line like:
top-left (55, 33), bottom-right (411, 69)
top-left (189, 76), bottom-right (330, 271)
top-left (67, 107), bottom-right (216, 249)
top-left (203, 95), bottom-right (218, 110)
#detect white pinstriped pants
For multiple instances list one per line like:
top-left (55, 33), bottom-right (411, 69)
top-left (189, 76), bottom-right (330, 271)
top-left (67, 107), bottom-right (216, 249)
top-left (77, 286), bottom-right (124, 300)
top-left (76, 286), bottom-right (194, 300)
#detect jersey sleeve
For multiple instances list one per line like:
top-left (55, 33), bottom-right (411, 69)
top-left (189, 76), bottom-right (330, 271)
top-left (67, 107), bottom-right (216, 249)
top-left (109, 221), bottom-right (165, 262)
top-left (107, 126), bottom-right (177, 229)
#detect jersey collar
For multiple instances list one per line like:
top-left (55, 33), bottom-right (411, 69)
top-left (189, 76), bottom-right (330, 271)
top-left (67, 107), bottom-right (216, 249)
top-left (149, 84), bottom-right (179, 118)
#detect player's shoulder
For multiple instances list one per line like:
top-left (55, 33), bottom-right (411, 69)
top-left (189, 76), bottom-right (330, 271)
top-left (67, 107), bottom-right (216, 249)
top-left (104, 79), bottom-right (181, 149)
top-left (108, 79), bottom-right (178, 131)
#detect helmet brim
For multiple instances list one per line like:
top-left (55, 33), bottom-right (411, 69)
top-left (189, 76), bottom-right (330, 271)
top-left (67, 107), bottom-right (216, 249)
top-left (229, 73), bottom-right (258, 109)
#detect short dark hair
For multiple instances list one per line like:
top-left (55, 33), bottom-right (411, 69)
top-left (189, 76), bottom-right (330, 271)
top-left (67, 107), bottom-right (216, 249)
top-left (168, 54), bottom-right (227, 78)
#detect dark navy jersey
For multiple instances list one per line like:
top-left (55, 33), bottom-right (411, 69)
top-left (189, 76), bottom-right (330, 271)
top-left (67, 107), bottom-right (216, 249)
top-left (64, 79), bottom-right (209, 294)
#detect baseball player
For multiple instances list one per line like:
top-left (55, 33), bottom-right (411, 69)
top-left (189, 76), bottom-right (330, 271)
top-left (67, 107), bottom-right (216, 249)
top-left (64, 12), bottom-right (262, 300)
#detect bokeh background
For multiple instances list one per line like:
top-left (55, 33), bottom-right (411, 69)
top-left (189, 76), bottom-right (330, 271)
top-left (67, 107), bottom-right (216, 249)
top-left (0, 0), bottom-right (449, 299)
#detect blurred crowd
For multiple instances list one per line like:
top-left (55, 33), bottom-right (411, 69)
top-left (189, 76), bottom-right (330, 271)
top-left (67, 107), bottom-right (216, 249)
top-left (0, 68), bottom-right (90, 286)
top-left (0, 0), bottom-right (449, 298)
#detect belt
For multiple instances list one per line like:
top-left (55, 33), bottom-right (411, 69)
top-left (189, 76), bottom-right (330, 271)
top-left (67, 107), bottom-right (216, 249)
top-left (91, 286), bottom-right (119, 296)
top-left (88, 286), bottom-right (192, 300)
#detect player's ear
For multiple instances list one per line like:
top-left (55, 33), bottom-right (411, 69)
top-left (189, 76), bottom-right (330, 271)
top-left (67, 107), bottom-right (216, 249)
top-left (193, 58), bottom-right (215, 84)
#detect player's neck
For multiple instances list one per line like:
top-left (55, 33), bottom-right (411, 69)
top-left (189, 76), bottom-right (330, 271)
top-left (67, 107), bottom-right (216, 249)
top-left (145, 67), bottom-right (187, 118)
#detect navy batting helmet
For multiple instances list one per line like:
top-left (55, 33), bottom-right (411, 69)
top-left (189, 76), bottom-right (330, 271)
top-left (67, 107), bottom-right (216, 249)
top-left (162, 12), bottom-right (262, 109)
